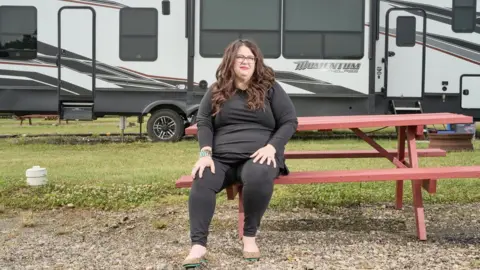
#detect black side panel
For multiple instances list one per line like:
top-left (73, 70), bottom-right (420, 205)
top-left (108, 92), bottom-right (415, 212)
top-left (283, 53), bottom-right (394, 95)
top-left (290, 96), bottom-right (369, 116)
top-left (0, 89), bottom-right (57, 114)
top-left (94, 89), bottom-right (186, 115)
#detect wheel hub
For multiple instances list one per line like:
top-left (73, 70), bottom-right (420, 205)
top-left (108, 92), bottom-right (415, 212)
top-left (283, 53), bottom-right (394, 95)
top-left (153, 116), bottom-right (176, 140)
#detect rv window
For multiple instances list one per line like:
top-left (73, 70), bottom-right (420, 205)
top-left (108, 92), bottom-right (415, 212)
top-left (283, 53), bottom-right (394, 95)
top-left (396, 16), bottom-right (416, 47)
top-left (119, 8), bottom-right (158, 61)
top-left (200, 0), bottom-right (281, 58)
top-left (452, 0), bottom-right (477, 33)
top-left (0, 6), bottom-right (37, 60)
top-left (283, 0), bottom-right (364, 59)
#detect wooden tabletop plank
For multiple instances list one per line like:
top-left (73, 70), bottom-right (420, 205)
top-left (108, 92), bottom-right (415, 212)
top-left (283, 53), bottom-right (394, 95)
top-left (185, 113), bottom-right (473, 135)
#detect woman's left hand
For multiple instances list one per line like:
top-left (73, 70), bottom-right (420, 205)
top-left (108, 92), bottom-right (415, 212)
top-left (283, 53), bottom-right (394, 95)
top-left (251, 144), bottom-right (277, 168)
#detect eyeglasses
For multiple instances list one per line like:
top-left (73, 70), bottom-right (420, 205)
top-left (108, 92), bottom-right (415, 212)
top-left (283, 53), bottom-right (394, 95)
top-left (235, 55), bottom-right (256, 63)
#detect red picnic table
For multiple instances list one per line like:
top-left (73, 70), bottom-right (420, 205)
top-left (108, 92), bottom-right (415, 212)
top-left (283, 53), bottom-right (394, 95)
top-left (178, 112), bottom-right (480, 241)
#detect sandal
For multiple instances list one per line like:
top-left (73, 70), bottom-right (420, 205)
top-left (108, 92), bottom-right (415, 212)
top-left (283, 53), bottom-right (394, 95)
top-left (182, 254), bottom-right (208, 268)
top-left (243, 250), bottom-right (261, 261)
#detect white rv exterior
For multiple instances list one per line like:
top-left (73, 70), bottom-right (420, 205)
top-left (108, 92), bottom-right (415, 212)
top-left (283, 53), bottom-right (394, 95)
top-left (0, 0), bottom-right (478, 142)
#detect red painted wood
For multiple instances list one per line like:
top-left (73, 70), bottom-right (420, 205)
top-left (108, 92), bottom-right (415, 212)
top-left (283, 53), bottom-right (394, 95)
top-left (226, 186), bottom-right (238, 200)
top-left (185, 113), bottom-right (472, 135)
top-left (176, 165), bottom-right (480, 241)
top-left (396, 126), bottom-right (406, 210)
top-left (175, 166), bottom-right (480, 188)
top-left (416, 125), bottom-right (424, 139)
top-left (406, 126), bottom-right (427, 240)
top-left (422, 179), bottom-right (437, 193)
top-left (351, 128), bottom-right (406, 168)
top-left (284, 148), bottom-right (446, 159)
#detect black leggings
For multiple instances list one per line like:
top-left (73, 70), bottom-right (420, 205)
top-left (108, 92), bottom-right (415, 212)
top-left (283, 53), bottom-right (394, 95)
top-left (188, 158), bottom-right (280, 247)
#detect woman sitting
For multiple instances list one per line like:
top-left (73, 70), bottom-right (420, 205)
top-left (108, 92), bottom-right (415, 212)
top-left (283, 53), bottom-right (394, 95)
top-left (183, 39), bottom-right (298, 267)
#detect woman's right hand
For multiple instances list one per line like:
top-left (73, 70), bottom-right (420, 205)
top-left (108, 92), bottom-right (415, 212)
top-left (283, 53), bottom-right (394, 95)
top-left (191, 156), bottom-right (215, 178)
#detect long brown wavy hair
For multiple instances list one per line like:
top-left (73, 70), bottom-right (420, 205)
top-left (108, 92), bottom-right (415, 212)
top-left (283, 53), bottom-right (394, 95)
top-left (210, 39), bottom-right (275, 116)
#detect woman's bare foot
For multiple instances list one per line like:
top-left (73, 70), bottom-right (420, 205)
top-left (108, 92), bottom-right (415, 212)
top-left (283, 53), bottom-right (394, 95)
top-left (242, 236), bottom-right (259, 252)
top-left (184, 244), bottom-right (207, 260)
top-left (242, 236), bottom-right (261, 260)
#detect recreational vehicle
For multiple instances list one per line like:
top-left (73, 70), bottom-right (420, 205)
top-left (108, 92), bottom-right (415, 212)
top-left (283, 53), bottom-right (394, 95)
top-left (0, 0), bottom-right (478, 142)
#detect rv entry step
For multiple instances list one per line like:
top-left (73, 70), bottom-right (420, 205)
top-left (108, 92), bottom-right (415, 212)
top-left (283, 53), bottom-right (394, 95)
top-left (389, 100), bottom-right (423, 115)
top-left (60, 101), bottom-right (94, 121)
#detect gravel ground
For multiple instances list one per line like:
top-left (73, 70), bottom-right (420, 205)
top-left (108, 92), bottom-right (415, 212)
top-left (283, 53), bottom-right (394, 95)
top-left (1, 202), bottom-right (480, 270)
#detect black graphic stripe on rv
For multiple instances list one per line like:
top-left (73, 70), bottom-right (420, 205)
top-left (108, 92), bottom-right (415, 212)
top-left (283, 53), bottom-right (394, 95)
top-left (285, 82), bottom-right (366, 97)
top-left (383, 0), bottom-right (480, 34)
top-left (274, 71), bottom-right (366, 97)
top-left (383, 0), bottom-right (451, 17)
top-left (97, 76), bottom-right (177, 89)
top-left (59, 0), bottom-right (124, 9)
top-left (38, 42), bottom-right (89, 62)
top-left (401, 8), bottom-right (480, 35)
top-left (37, 55), bottom-right (112, 77)
top-left (36, 41), bottom-right (181, 89)
top-left (85, 0), bottom-right (127, 7)
top-left (38, 41), bottom-right (183, 90)
top-left (0, 78), bottom-right (48, 88)
top-left (38, 40), bottom-right (184, 86)
top-left (37, 41), bottom-right (135, 79)
top-left (378, 22), bottom-right (480, 65)
top-left (426, 33), bottom-right (480, 54)
top-left (0, 69), bottom-right (89, 96)
top-left (274, 71), bottom-right (331, 84)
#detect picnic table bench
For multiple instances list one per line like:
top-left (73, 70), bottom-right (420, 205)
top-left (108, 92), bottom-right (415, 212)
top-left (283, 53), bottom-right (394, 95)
top-left (176, 113), bottom-right (480, 241)
top-left (15, 114), bottom-right (68, 125)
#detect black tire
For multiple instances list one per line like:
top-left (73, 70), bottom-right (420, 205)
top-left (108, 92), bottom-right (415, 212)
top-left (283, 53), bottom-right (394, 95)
top-left (147, 109), bottom-right (185, 142)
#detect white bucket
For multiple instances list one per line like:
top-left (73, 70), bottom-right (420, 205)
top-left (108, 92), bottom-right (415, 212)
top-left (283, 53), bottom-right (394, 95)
top-left (26, 166), bottom-right (47, 186)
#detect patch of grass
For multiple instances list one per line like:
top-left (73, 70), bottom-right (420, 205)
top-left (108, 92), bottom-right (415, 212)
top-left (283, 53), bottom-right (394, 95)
top-left (20, 211), bottom-right (36, 227)
top-left (0, 117), bottom-right (146, 136)
top-left (152, 219), bottom-right (168, 230)
top-left (1, 131), bottom-right (480, 211)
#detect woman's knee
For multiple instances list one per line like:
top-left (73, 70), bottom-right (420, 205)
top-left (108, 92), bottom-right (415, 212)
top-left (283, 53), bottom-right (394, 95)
top-left (240, 159), bottom-right (278, 186)
top-left (191, 168), bottom-right (219, 194)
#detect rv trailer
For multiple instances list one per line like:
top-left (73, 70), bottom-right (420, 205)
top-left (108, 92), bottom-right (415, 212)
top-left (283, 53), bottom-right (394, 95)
top-left (0, 0), bottom-right (478, 142)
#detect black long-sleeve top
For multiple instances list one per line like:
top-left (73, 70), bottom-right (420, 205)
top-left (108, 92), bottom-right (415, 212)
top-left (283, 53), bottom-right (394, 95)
top-left (195, 81), bottom-right (298, 175)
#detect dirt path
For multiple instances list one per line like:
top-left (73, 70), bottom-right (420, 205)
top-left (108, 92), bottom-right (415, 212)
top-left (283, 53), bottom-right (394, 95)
top-left (1, 202), bottom-right (480, 269)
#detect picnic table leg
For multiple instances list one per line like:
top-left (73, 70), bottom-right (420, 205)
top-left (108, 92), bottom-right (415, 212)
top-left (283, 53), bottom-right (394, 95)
top-left (395, 126), bottom-right (406, 210)
top-left (238, 186), bottom-right (244, 240)
top-left (406, 125), bottom-right (427, 240)
top-left (350, 128), bottom-right (405, 168)
top-left (350, 126), bottom-right (428, 240)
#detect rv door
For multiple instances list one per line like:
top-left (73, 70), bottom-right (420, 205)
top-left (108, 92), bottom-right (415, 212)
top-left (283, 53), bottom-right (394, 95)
top-left (57, 6), bottom-right (96, 102)
top-left (383, 8), bottom-right (426, 98)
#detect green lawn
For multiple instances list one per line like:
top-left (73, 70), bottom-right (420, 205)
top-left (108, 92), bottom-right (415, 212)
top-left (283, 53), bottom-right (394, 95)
top-left (0, 116), bottom-right (147, 136)
top-left (1, 129), bottom-right (479, 211)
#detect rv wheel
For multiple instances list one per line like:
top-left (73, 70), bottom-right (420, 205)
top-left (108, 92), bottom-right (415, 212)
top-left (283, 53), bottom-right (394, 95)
top-left (147, 109), bottom-right (184, 142)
